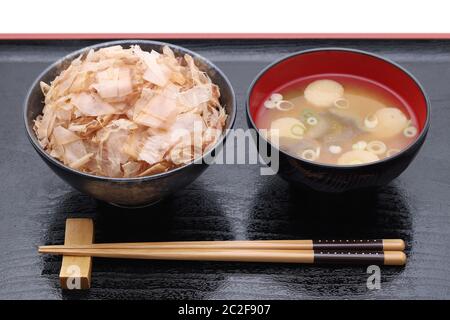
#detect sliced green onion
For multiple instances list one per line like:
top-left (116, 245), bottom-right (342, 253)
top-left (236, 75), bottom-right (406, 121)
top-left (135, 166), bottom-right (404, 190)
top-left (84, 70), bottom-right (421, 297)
top-left (302, 109), bottom-right (315, 119)
top-left (329, 145), bottom-right (342, 154)
top-left (306, 116), bottom-right (318, 126)
top-left (276, 100), bottom-right (294, 111)
top-left (403, 126), bottom-right (417, 138)
top-left (386, 148), bottom-right (400, 157)
top-left (301, 149), bottom-right (318, 161)
top-left (264, 100), bottom-right (276, 109)
top-left (352, 140), bottom-right (367, 151)
top-left (334, 98), bottom-right (349, 109)
top-left (290, 123), bottom-right (305, 137)
top-left (364, 114), bottom-right (378, 129)
top-left (367, 140), bottom-right (387, 155)
top-left (271, 93), bottom-right (283, 102)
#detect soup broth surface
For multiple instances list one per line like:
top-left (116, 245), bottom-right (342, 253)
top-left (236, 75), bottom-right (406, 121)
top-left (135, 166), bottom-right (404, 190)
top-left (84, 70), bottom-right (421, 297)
top-left (255, 75), bottom-right (418, 166)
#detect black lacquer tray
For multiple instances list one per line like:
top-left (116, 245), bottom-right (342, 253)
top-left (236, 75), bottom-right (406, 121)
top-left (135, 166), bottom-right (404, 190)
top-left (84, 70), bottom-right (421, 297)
top-left (0, 39), bottom-right (449, 299)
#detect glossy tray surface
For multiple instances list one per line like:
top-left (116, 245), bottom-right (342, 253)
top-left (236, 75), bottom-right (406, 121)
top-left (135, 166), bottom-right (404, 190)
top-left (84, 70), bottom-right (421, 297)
top-left (0, 39), bottom-right (449, 299)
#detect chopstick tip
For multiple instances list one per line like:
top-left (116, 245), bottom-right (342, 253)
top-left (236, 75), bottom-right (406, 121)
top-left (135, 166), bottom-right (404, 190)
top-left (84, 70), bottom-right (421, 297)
top-left (384, 251), bottom-right (407, 266)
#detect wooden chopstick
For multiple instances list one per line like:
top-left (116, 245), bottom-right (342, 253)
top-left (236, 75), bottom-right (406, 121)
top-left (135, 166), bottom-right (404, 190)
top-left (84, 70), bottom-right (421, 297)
top-left (38, 247), bottom-right (406, 266)
top-left (39, 239), bottom-right (405, 251)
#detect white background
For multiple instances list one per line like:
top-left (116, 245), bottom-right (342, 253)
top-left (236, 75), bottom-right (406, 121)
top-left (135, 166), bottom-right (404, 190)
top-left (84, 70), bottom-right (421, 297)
top-left (1, 0), bottom-right (450, 33)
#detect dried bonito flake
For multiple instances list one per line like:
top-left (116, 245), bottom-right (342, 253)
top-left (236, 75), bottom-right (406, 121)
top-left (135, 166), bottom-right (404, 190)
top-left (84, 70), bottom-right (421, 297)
top-left (33, 45), bottom-right (227, 178)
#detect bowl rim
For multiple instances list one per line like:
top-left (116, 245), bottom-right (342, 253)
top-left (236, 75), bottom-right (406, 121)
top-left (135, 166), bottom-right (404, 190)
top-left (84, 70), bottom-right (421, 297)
top-left (245, 47), bottom-right (431, 170)
top-left (23, 39), bottom-right (237, 182)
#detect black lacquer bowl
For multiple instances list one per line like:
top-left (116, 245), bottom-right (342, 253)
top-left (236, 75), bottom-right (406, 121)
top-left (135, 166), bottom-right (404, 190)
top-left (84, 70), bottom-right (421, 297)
top-left (24, 40), bottom-right (236, 207)
top-left (246, 48), bottom-right (430, 192)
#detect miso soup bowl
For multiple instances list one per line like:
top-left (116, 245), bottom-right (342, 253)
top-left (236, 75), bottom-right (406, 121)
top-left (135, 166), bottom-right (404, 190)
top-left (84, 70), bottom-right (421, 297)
top-left (24, 40), bottom-right (236, 207)
top-left (246, 48), bottom-right (430, 193)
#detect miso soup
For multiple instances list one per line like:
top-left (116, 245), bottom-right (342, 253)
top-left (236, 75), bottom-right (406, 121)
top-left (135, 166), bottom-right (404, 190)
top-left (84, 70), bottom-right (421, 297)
top-left (255, 76), bottom-right (418, 166)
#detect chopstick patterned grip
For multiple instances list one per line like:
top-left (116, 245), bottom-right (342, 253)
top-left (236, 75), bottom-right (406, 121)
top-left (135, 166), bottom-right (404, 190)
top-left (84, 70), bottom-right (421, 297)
top-left (312, 239), bottom-right (384, 250)
top-left (313, 251), bottom-right (406, 266)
